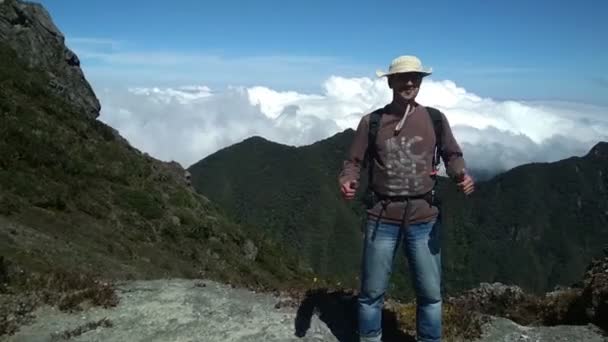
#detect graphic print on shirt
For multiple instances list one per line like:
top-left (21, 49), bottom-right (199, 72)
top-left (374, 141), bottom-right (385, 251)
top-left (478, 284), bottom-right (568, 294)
top-left (384, 135), bottom-right (428, 196)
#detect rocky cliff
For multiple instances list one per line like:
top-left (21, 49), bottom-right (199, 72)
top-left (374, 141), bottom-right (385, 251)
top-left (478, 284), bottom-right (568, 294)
top-left (0, 0), bottom-right (100, 118)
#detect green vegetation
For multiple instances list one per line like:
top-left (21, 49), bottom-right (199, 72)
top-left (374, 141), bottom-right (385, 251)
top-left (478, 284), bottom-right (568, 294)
top-left (189, 122), bottom-right (608, 300)
top-left (189, 134), bottom-right (366, 289)
top-left (0, 42), bottom-right (314, 335)
top-left (1, 256), bottom-right (118, 335)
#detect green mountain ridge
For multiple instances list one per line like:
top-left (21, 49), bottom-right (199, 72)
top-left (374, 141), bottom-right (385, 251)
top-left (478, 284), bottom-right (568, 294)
top-left (189, 127), bottom-right (608, 299)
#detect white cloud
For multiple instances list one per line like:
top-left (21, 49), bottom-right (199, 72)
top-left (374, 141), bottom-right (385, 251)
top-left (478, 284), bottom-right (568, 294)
top-left (247, 87), bottom-right (323, 120)
top-left (96, 77), bottom-right (608, 175)
top-left (128, 85), bottom-right (213, 104)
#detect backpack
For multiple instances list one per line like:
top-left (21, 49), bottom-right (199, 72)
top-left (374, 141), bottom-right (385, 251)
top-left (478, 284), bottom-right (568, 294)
top-left (362, 106), bottom-right (444, 208)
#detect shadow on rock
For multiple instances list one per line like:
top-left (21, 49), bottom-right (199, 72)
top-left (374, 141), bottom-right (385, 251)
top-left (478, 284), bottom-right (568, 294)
top-left (294, 288), bottom-right (414, 342)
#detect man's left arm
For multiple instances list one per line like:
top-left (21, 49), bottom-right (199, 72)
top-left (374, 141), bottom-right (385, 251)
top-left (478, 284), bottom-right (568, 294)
top-left (439, 113), bottom-right (475, 195)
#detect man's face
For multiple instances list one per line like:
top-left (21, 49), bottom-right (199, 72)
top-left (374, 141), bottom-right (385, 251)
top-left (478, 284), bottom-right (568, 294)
top-left (388, 72), bottom-right (423, 101)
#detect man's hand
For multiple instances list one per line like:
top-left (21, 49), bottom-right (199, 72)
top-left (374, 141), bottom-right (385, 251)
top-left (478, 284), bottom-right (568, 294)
top-left (341, 180), bottom-right (358, 200)
top-left (457, 172), bottom-right (475, 195)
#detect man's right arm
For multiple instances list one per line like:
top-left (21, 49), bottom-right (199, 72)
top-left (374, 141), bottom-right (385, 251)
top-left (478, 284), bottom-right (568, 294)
top-left (338, 116), bottom-right (369, 193)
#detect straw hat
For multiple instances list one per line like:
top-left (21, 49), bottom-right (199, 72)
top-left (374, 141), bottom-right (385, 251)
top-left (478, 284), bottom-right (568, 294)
top-left (376, 55), bottom-right (433, 78)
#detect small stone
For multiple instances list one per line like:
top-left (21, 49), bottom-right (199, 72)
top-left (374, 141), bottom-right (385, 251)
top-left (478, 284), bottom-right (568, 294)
top-left (243, 240), bottom-right (258, 261)
top-left (170, 215), bottom-right (181, 227)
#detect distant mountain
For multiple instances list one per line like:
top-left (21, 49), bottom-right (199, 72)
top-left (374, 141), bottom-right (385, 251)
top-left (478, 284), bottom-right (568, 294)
top-left (438, 140), bottom-right (608, 293)
top-left (189, 129), bottom-right (608, 298)
top-left (188, 132), bottom-right (364, 279)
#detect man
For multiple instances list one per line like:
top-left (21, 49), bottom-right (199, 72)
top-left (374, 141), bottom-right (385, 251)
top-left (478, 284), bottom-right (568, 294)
top-left (339, 55), bottom-right (474, 342)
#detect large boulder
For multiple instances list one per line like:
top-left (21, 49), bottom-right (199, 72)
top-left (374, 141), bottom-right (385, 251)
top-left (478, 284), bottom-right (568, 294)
top-left (0, 0), bottom-right (101, 119)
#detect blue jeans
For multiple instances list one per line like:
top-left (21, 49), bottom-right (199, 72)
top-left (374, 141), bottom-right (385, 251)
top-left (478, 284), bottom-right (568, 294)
top-left (358, 218), bottom-right (442, 342)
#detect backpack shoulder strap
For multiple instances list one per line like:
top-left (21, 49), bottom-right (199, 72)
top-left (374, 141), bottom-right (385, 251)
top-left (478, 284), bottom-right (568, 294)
top-left (362, 107), bottom-right (384, 203)
top-left (426, 106), bottom-right (444, 170)
top-left (363, 107), bottom-right (384, 168)
top-left (367, 109), bottom-right (383, 156)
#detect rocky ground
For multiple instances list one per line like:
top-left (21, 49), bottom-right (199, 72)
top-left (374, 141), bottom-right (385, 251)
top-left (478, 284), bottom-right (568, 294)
top-left (3, 278), bottom-right (606, 342)
top-left (4, 279), bottom-right (337, 342)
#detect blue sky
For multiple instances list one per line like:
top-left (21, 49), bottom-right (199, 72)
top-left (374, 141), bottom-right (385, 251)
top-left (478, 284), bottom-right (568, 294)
top-left (38, 0), bottom-right (608, 105)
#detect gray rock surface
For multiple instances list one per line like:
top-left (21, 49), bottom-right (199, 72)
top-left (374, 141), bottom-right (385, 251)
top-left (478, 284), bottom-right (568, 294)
top-left (243, 240), bottom-right (258, 261)
top-left (3, 279), bottom-right (339, 342)
top-left (472, 316), bottom-right (606, 342)
top-left (3, 279), bottom-right (606, 342)
top-left (0, 0), bottom-right (101, 119)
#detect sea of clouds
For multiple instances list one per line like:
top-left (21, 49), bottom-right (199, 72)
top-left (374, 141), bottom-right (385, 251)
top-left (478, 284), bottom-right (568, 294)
top-left (96, 76), bottom-right (608, 176)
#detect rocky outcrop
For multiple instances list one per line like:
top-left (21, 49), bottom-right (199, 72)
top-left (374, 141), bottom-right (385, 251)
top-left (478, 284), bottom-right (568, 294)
top-left (446, 282), bottom-right (542, 326)
top-left (580, 252), bottom-right (608, 330)
top-left (0, 0), bottom-right (100, 118)
top-left (446, 253), bottom-right (608, 333)
top-left (243, 239), bottom-right (258, 261)
top-left (147, 157), bottom-right (199, 191)
top-left (2, 249), bottom-right (607, 341)
top-left (5, 279), bottom-right (607, 342)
